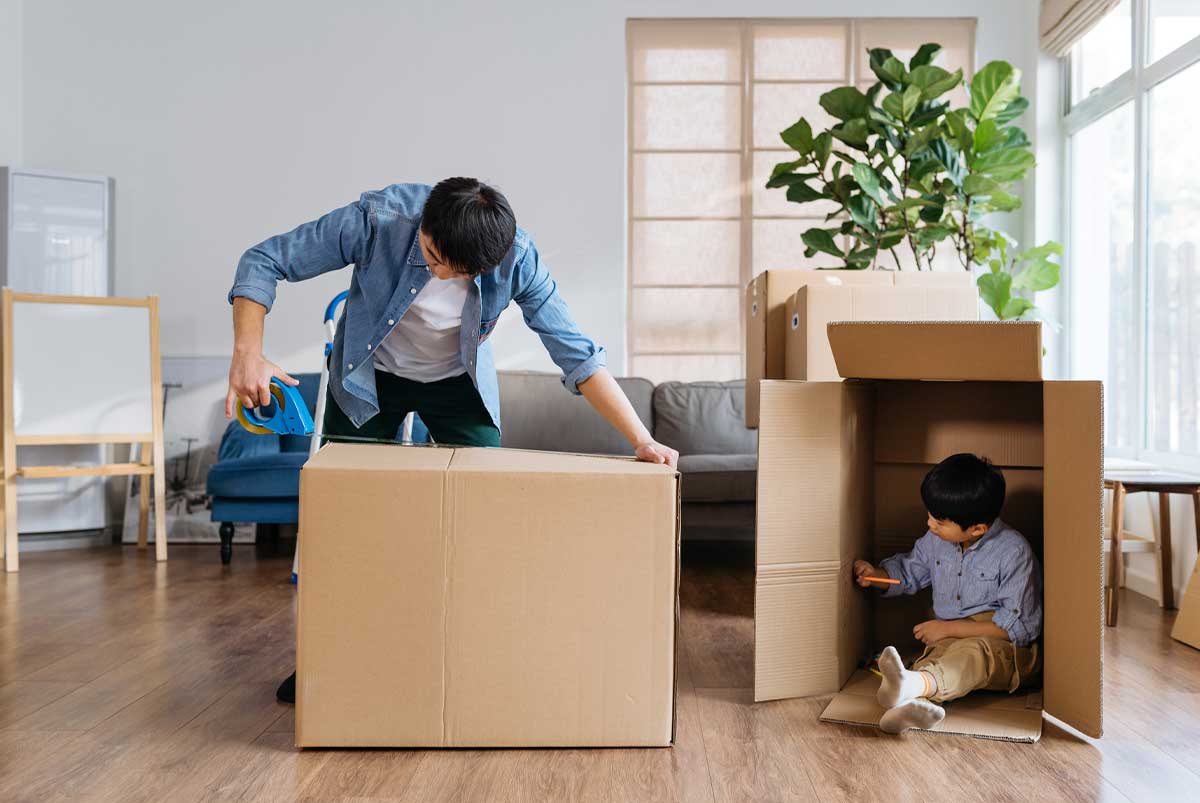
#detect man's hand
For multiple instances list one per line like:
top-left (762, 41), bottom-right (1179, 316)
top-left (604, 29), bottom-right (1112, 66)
top-left (853, 560), bottom-right (888, 588)
top-left (225, 350), bottom-right (299, 418)
top-left (635, 440), bottom-right (679, 469)
top-left (913, 619), bottom-right (954, 645)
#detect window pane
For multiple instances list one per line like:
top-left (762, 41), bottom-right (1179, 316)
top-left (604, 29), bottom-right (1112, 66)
top-left (1068, 103), bottom-right (1136, 452)
top-left (753, 218), bottom-right (847, 272)
top-left (633, 85), bottom-right (741, 150)
top-left (632, 220), bottom-right (740, 286)
top-left (1071, 0), bottom-right (1131, 104)
top-left (753, 24), bottom-right (848, 81)
top-left (632, 153), bottom-right (741, 218)
top-left (630, 21), bottom-right (741, 82)
top-left (753, 83), bottom-right (842, 148)
top-left (631, 354), bottom-right (743, 383)
top-left (630, 287), bottom-right (740, 353)
top-left (855, 19), bottom-right (974, 80)
top-left (751, 150), bottom-right (839, 218)
top-left (1147, 62), bottom-right (1200, 456)
top-left (1149, 0), bottom-right (1200, 63)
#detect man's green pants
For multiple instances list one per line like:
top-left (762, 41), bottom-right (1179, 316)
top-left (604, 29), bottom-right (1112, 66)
top-left (322, 370), bottom-right (501, 448)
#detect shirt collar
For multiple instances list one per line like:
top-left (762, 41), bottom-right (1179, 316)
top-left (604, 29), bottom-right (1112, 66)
top-left (407, 223), bottom-right (427, 267)
top-left (965, 518), bottom-right (1004, 551)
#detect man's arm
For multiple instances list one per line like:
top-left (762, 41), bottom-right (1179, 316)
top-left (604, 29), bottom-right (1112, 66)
top-left (224, 297), bottom-right (299, 418)
top-left (578, 369), bottom-right (678, 467)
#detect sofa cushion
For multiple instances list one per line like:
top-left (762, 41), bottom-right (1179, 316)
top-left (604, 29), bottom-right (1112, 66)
top-left (678, 453), bottom-right (757, 503)
top-left (498, 371), bottom-right (654, 455)
top-left (653, 381), bottom-right (757, 456)
top-left (206, 452), bottom-right (308, 499)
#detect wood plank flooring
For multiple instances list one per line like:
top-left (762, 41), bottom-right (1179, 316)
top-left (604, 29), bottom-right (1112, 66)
top-left (1, 543), bottom-right (1198, 802)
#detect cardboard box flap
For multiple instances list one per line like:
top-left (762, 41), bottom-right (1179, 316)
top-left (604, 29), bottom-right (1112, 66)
top-left (1042, 381), bottom-right (1104, 738)
top-left (305, 442), bottom-right (454, 472)
top-left (827, 321), bottom-right (1043, 382)
top-left (820, 670), bottom-right (1043, 742)
top-left (447, 446), bottom-right (677, 477)
top-left (1171, 556), bottom-right (1200, 649)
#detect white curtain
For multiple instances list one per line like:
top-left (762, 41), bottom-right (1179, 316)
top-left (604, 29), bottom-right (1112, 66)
top-left (1040, 0), bottom-right (1123, 56)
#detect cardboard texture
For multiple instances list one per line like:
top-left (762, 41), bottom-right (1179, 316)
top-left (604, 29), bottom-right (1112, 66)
top-left (784, 282), bottom-right (977, 382)
top-left (754, 321), bottom-right (1104, 741)
top-left (1171, 555), bottom-right (1200, 650)
top-left (297, 443), bottom-right (679, 748)
top-left (745, 269), bottom-right (976, 427)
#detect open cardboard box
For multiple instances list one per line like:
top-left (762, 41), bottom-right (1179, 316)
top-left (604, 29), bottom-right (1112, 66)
top-left (784, 277), bottom-right (977, 382)
top-left (744, 269), bottom-right (976, 428)
top-left (754, 321), bottom-right (1104, 742)
top-left (296, 444), bottom-right (680, 748)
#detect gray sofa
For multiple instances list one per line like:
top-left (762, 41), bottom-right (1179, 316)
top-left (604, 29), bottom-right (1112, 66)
top-left (497, 371), bottom-right (756, 541)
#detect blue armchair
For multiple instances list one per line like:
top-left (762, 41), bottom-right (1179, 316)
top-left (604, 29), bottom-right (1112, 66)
top-left (206, 372), bottom-right (320, 565)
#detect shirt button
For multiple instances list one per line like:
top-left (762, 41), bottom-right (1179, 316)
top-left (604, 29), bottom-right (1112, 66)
top-left (409, 288), bottom-right (417, 294)
top-left (956, 594), bottom-right (961, 601)
top-left (347, 363), bottom-right (353, 370)
top-left (388, 319), bottom-right (395, 325)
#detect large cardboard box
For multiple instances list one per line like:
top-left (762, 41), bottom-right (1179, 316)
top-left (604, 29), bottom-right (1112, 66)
top-left (297, 443), bottom-right (680, 748)
top-left (1171, 555), bottom-right (1200, 650)
top-left (784, 277), bottom-right (977, 382)
top-left (744, 269), bottom-right (976, 428)
top-left (754, 321), bottom-right (1104, 742)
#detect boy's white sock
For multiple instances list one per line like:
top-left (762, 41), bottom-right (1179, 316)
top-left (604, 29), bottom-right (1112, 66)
top-left (879, 699), bottom-right (946, 734)
top-left (876, 646), bottom-right (935, 708)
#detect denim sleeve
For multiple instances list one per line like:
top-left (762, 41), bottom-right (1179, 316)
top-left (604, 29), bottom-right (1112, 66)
top-left (228, 201), bottom-right (372, 312)
top-left (512, 240), bottom-right (606, 394)
top-left (878, 532), bottom-right (936, 597)
top-left (991, 544), bottom-right (1043, 646)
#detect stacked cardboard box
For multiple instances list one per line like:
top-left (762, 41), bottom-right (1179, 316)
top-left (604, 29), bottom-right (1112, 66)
top-left (744, 269), bottom-right (978, 427)
top-left (754, 321), bottom-right (1104, 741)
top-left (296, 444), bottom-right (680, 748)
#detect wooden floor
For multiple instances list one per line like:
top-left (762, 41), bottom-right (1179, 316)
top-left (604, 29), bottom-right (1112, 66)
top-left (2, 544), bottom-right (1199, 803)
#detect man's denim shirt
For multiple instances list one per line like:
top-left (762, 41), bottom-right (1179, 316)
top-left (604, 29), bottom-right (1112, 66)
top-left (878, 518), bottom-right (1043, 646)
top-left (228, 183), bottom-right (606, 431)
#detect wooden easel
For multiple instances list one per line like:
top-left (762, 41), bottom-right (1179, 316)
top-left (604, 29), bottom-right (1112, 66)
top-left (0, 290), bottom-right (167, 572)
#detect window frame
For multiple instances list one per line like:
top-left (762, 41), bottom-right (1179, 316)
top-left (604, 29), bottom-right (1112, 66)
top-left (1061, 0), bottom-right (1200, 470)
top-left (625, 17), bottom-right (976, 384)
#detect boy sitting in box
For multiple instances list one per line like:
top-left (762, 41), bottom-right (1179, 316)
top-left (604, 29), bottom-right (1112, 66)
top-left (852, 453), bottom-right (1043, 734)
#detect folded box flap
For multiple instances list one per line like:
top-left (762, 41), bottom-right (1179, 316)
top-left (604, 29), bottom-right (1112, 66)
top-left (827, 321), bottom-right (1043, 381)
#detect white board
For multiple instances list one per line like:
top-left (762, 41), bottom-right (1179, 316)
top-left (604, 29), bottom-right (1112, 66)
top-left (11, 301), bottom-right (154, 436)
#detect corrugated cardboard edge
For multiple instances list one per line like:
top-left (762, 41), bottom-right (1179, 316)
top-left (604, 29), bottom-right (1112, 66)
top-left (672, 474), bottom-right (682, 745)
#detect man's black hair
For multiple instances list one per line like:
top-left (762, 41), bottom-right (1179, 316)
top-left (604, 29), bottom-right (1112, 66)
top-left (420, 177), bottom-right (516, 276)
top-left (920, 453), bottom-right (1006, 530)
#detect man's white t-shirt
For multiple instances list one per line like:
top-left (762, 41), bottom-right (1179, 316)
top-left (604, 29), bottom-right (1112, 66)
top-left (373, 276), bottom-right (470, 382)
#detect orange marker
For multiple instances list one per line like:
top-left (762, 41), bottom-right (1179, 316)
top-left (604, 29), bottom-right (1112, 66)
top-left (861, 576), bottom-right (900, 585)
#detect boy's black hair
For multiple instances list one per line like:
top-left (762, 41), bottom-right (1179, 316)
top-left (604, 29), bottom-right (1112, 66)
top-left (419, 177), bottom-right (516, 277)
top-left (920, 453), bottom-right (1006, 530)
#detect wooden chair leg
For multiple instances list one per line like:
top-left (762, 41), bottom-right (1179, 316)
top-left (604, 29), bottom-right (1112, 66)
top-left (219, 522), bottom-right (234, 566)
top-left (1158, 492), bottom-right (1175, 609)
top-left (1108, 482), bottom-right (1126, 627)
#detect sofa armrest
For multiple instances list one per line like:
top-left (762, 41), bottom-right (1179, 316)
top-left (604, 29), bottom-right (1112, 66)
top-left (217, 419), bottom-right (282, 462)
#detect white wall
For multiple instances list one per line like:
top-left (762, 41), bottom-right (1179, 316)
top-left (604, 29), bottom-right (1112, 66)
top-left (0, 0), bottom-right (22, 164)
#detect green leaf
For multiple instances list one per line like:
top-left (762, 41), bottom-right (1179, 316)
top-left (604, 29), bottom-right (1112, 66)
top-left (969, 61), bottom-right (1022, 123)
top-left (814, 132), bottom-right (833, 170)
top-left (852, 163), bottom-right (887, 207)
top-left (992, 126), bottom-right (1031, 152)
top-left (881, 92), bottom-right (904, 120)
top-left (845, 245), bottom-right (877, 269)
top-left (977, 271), bottom-right (1012, 318)
top-left (908, 65), bottom-right (962, 100)
top-left (994, 96), bottom-right (1030, 126)
top-left (868, 50), bottom-right (906, 88)
top-left (785, 182), bottom-right (826, 203)
top-left (985, 190), bottom-right (1022, 212)
top-left (801, 228), bottom-right (843, 258)
top-left (780, 118), bottom-right (814, 153)
top-left (918, 195), bottom-right (945, 223)
top-left (765, 168), bottom-right (818, 189)
top-left (909, 101), bottom-right (949, 126)
top-left (962, 174), bottom-right (999, 195)
top-left (1012, 259), bottom-right (1060, 292)
top-left (930, 139), bottom-right (965, 186)
top-left (909, 43), bottom-right (942, 69)
top-left (943, 109), bottom-right (973, 151)
top-left (908, 157), bottom-right (943, 185)
top-left (848, 194), bottom-right (878, 232)
top-left (1001, 297), bottom-right (1035, 319)
top-left (879, 230), bottom-right (906, 250)
top-left (973, 119), bottom-right (999, 152)
top-left (972, 147), bottom-right (1036, 181)
top-left (831, 119), bottom-right (870, 148)
top-left (820, 86), bottom-right (870, 121)
top-left (903, 123), bottom-right (940, 157)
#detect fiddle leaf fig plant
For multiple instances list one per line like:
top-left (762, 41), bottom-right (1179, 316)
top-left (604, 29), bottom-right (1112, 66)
top-left (767, 43), bottom-right (1060, 321)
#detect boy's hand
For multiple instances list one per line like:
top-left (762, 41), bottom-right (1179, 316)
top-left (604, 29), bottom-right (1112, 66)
top-left (853, 560), bottom-right (888, 588)
top-left (913, 619), bottom-right (953, 645)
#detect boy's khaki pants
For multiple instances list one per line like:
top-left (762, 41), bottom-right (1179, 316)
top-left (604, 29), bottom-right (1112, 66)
top-left (912, 616), bottom-right (1041, 704)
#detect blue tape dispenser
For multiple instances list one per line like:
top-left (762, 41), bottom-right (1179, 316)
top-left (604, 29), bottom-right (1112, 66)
top-left (237, 378), bottom-right (315, 436)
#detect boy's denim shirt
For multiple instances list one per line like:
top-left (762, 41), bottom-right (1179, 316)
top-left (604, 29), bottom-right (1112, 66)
top-left (228, 183), bottom-right (606, 431)
top-left (878, 518), bottom-right (1043, 646)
